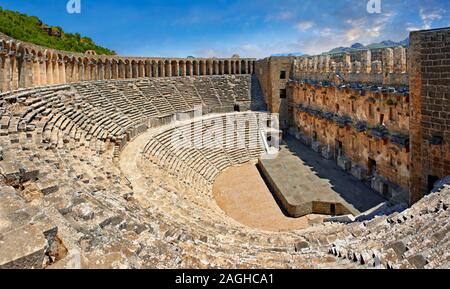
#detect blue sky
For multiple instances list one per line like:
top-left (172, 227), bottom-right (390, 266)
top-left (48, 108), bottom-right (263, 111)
top-left (1, 0), bottom-right (449, 58)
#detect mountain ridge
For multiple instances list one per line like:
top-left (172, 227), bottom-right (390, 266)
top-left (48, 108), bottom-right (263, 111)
top-left (326, 38), bottom-right (409, 54)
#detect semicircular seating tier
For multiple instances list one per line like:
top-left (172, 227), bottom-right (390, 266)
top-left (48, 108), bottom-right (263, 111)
top-left (0, 74), bottom-right (448, 269)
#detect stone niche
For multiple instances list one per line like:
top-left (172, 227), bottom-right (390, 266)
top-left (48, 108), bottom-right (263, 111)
top-left (351, 165), bottom-right (367, 181)
top-left (321, 146), bottom-right (333, 160)
top-left (337, 156), bottom-right (352, 171)
top-left (312, 141), bottom-right (322, 153)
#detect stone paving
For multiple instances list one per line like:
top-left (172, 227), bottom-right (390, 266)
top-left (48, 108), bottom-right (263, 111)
top-left (213, 162), bottom-right (324, 232)
top-left (259, 136), bottom-right (386, 217)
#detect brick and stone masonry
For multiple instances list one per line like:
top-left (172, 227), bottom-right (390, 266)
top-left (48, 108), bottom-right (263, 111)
top-left (409, 28), bottom-right (450, 204)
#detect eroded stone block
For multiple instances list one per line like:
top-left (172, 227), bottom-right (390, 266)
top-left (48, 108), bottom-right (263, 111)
top-left (0, 225), bottom-right (46, 269)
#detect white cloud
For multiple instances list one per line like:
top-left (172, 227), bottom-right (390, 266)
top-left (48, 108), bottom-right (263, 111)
top-left (343, 26), bottom-right (380, 44)
top-left (420, 8), bottom-right (445, 29)
top-left (406, 26), bottom-right (421, 32)
top-left (296, 21), bottom-right (315, 31)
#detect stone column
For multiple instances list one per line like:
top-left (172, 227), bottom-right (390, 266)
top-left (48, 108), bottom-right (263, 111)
top-left (25, 55), bottom-right (35, 87)
top-left (83, 62), bottom-right (90, 81)
top-left (105, 62), bottom-right (111, 79)
top-left (318, 56), bottom-right (324, 73)
top-left (324, 55), bottom-right (331, 73)
top-left (138, 62), bottom-right (145, 77)
top-left (199, 61), bottom-right (204, 75)
top-left (394, 46), bottom-right (406, 73)
top-left (49, 60), bottom-right (56, 84)
top-left (178, 62), bottom-right (183, 76)
top-left (10, 55), bottom-right (19, 90)
top-left (382, 48), bottom-right (394, 74)
top-left (89, 62), bottom-right (94, 80)
top-left (64, 60), bottom-right (74, 83)
top-left (32, 57), bottom-right (41, 86)
top-left (75, 62), bottom-right (81, 82)
top-left (343, 53), bottom-right (351, 74)
top-left (98, 63), bottom-right (105, 80)
top-left (80, 63), bottom-right (86, 81)
top-left (0, 56), bottom-right (5, 91)
top-left (159, 61), bottom-right (166, 77)
top-left (40, 59), bottom-right (47, 85)
top-left (209, 61), bottom-right (213, 75)
top-left (151, 62), bottom-right (157, 77)
top-left (18, 55), bottom-right (28, 88)
top-left (313, 56), bottom-right (319, 73)
top-left (144, 62), bottom-right (150, 77)
top-left (131, 62), bottom-right (138, 78)
top-left (52, 60), bottom-right (59, 84)
top-left (218, 61), bottom-right (223, 75)
top-left (60, 60), bottom-right (66, 83)
top-left (361, 50), bottom-right (372, 73)
top-left (192, 61), bottom-right (200, 76)
top-left (188, 62), bottom-right (193, 76)
top-left (166, 62), bottom-right (172, 77)
top-left (214, 61), bottom-right (219, 75)
top-left (112, 62), bottom-right (119, 79)
top-left (4, 56), bottom-right (12, 91)
top-left (307, 58), bottom-right (313, 73)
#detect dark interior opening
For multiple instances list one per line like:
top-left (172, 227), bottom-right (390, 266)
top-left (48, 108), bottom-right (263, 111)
top-left (280, 89), bottom-right (287, 99)
top-left (368, 158), bottom-right (377, 177)
top-left (335, 140), bottom-right (343, 158)
top-left (330, 204), bottom-right (336, 216)
top-left (280, 70), bottom-right (286, 79)
top-left (382, 183), bottom-right (390, 198)
top-left (380, 113), bottom-right (385, 125)
top-left (234, 104), bottom-right (240, 112)
top-left (428, 175), bottom-right (440, 194)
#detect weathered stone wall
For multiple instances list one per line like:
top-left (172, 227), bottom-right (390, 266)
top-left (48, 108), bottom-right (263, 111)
top-left (289, 82), bottom-right (410, 201)
top-left (255, 56), bottom-right (295, 129)
top-left (409, 28), bottom-right (450, 204)
top-left (0, 33), bottom-right (256, 92)
top-left (292, 47), bottom-right (409, 86)
top-left (256, 28), bottom-right (450, 205)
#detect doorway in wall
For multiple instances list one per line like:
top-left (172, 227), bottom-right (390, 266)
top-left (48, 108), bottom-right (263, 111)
top-left (368, 158), bottom-right (377, 177)
top-left (335, 140), bottom-right (343, 160)
top-left (382, 183), bottom-right (390, 199)
top-left (330, 204), bottom-right (336, 216)
top-left (427, 175), bottom-right (440, 194)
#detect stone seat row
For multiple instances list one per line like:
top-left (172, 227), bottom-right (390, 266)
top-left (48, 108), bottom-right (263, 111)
top-left (327, 186), bottom-right (449, 269)
top-left (142, 113), bottom-right (268, 189)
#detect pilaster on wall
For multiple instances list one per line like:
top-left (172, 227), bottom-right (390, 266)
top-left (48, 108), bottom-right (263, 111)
top-left (409, 28), bottom-right (450, 204)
